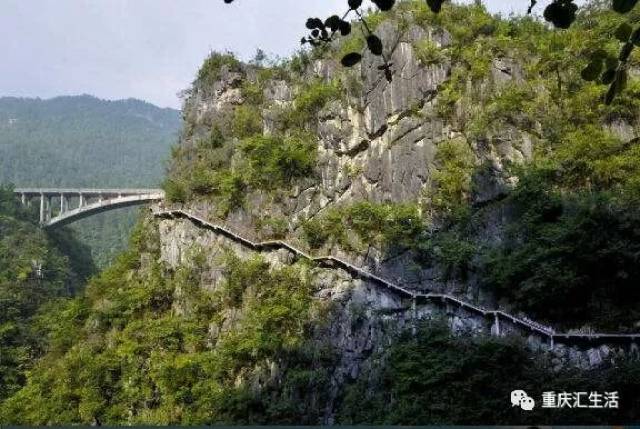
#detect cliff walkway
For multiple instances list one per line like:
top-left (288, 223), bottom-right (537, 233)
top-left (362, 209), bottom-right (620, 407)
top-left (154, 208), bottom-right (640, 351)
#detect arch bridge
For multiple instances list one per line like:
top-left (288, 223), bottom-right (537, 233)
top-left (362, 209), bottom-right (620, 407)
top-left (14, 188), bottom-right (165, 228)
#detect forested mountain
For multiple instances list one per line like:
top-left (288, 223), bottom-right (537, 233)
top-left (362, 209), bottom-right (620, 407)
top-left (0, 95), bottom-right (180, 266)
top-left (4, 1), bottom-right (640, 425)
top-left (0, 185), bottom-right (94, 402)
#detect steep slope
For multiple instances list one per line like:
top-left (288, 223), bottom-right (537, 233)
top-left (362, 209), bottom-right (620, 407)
top-left (0, 95), bottom-right (180, 266)
top-left (0, 185), bottom-right (94, 403)
top-left (4, 1), bottom-right (640, 425)
top-left (165, 1), bottom-right (640, 330)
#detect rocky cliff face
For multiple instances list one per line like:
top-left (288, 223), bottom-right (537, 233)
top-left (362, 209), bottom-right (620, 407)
top-left (157, 215), bottom-right (413, 422)
top-left (170, 18), bottom-right (539, 307)
top-left (151, 1), bottom-right (640, 422)
top-left (157, 0), bottom-right (640, 385)
top-left (154, 212), bottom-right (633, 424)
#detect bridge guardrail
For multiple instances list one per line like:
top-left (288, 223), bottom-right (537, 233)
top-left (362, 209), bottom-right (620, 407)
top-left (14, 188), bottom-right (164, 227)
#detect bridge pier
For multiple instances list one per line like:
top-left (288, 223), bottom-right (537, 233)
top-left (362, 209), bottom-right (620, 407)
top-left (78, 193), bottom-right (84, 208)
top-left (491, 313), bottom-right (501, 337)
top-left (46, 196), bottom-right (52, 222)
top-left (39, 194), bottom-right (45, 224)
top-left (411, 296), bottom-right (417, 336)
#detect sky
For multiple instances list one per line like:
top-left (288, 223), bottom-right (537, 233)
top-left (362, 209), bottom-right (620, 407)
top-left (0, 0), bottom-right (544, 110)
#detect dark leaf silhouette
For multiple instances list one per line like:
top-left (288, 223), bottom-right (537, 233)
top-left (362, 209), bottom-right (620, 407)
top-left (605, 68), bottom-right (628, 104)
top-left (371, 0), bottom-right (395, 11)
top-left (348, 0), bottom-right (363, 10)
top-left (325, 15), bottom-right (342, 32)
top-left (339, 20), bottom-right (352, 36)
top-left (581, 60), bottom-right (603, 81)
top-left (615, 22), bottom-right (633, 42)
top-left (601, 69), bottom-right (617, 85)
top-left (619, 42), bottom-right (634, 61)
top-left (224, 0), bottom-right (640, 104)
top-left (618, 68), bottom-right (629, 92)
top-left (632, 27), bottom-right (640, 45)
top-left (605, 81), bottom-right (617, 105)
top-left (543, 0), bottom-right (578, 29)
top-left (341, 52), bottom-right (363, 67)
top-left (306, 17), bottom-right (324, 30)
top-left (378, 63), bottom-right (394, 82)
top-left (426, 0), bottom-right (446, 13)
top-left (367, 35), bottom-right (383, 56)
top-left (612, 0), bottom-right (639, 14)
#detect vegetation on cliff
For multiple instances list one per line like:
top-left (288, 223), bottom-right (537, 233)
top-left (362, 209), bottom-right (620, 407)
top-left (160, 2), bottom-right (640, 331)
top-left (0, 185), bottom-right (95, 403)
top-left (355, 0), bottom-right (640, 330)
top-left (0, 220), bottom-right (335, 424)
top-left (301, 202), bottom-right (424, 252)
top-left (164, 56), bottom-right (328, 214)
top-left (339, 322), bottom-right (640, 425)
top-left (5, 0), bottom-right (640, 425)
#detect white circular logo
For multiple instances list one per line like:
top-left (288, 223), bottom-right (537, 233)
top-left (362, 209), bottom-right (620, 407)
top-left (511, 390), bottom-right (536, 411)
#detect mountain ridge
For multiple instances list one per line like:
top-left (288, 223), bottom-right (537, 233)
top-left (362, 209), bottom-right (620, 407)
top-left (0, 94), bottom-right (181, 266)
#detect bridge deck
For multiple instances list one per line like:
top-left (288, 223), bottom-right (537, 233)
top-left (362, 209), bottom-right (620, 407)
top-left (14, 188), bottom-right (164, 227)
top-left (15, 188), bottom-right (164, 196)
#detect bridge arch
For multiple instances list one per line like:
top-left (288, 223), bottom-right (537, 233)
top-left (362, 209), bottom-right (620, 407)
top-left (14, 188), bottom-right (164, 228)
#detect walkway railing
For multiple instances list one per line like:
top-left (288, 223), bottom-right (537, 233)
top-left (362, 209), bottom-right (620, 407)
top-left (154, 209), bottom-right (640, 345)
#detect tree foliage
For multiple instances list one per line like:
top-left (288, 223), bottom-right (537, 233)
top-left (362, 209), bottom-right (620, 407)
top-left (0, 224), bottom-right (335, 425)
top-left (225, 0), bottom-right (640, 103)
top-left (338, 321), bottom-right (640, 425)
top-left (0, 185), bottom-right (95, 403)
